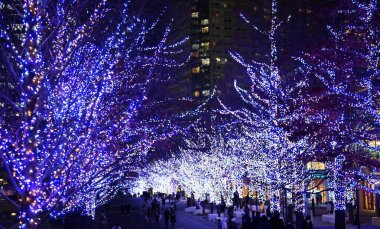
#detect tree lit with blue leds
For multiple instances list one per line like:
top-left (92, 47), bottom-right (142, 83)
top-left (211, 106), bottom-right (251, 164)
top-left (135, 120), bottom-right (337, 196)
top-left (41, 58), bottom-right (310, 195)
top-left (0, 0), bottom-right (187, 227)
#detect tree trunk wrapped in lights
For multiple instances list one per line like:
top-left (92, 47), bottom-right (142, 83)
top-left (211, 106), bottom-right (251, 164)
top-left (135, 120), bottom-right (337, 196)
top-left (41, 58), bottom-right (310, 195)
top-left (332, 155), bottom-right (347, 229)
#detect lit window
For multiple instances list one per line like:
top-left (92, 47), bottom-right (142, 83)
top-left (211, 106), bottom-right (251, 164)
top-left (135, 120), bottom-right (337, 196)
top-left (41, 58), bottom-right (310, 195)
top-left (192, 44), bottom-right (199, 50)
top-left (192, 67), bottom-right (200, 73)
top-left (192, 12), bottom-right (199, 18)
top-left (201, 27), bottom-right (209, 33)
top-left (201, 42), bottom-right (209, 50)
top-left (202, 90), bottom-right (210, 96)
top-left (194, 91), bottom-right (200, 97)
top-left (201, 19), bottom-right (209, 25)
top-left (201, 58), bottom-right (210, 66)
top-left (216, 57), bottom-right (227, 64)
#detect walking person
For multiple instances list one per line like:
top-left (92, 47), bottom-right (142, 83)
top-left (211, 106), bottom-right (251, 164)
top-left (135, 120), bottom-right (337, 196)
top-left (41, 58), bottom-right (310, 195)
top-left (241, 211), bottom-right (251, 229)
top-left (164, 208), bottom-right (170, 227)
top-left (258, 215), bottom-right (272, 229)
top-left (146, 206), bottom-right (152, 223)
top-left (154, 207), bottom-right (160, 224)
top-left (100, 210), bottom-right (107, 229)
top-left (285, 220), bottom-right (295, 229)
top-left (270, 210), bottom-right (284, 229)
top-left (302, 215), bottom-right (313, 229)
top-left (227, 206), bottom-right (234, 228)
top-left (170, 207), bottom-right (176, 227)
top-left (162, 196), bottom-right (166, 208)
top-left (105, 203), bottom-right (110, 214)
top-left (125, 201), bottom-right (130, 215)
top-left (252, 211), bottom-right (261, 229)
top-left (121, 203), bottom-right (126, 216)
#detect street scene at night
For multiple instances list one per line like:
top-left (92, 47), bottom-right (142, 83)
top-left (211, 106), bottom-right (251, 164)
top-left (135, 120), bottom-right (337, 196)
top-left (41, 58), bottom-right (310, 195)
top-left (0, 0), bottom-right (380, 228)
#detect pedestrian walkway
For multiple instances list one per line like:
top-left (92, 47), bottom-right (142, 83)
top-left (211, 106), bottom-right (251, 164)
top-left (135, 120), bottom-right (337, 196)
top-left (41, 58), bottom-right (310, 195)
top-left (312, 214), bottom-right (380, 229)
top-left (94, 197), bottom-right (380, 229)
top-left (95, 197), bottom-right (215, 229)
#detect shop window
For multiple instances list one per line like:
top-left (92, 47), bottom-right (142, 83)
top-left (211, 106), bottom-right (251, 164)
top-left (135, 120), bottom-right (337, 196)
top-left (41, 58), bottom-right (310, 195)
top-left (363, 181), bottom-right (375, 210)
top-left (306, 162), bottom-right (325, 170)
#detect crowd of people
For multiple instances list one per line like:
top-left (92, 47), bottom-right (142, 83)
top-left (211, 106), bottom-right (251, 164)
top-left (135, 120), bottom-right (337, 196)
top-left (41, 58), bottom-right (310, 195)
top-left (145, 194), bottom-right (178, 228)
top-left (237, 209), bottom-right (313, 229)
top-left (98, 191), bottom-right (315, 229)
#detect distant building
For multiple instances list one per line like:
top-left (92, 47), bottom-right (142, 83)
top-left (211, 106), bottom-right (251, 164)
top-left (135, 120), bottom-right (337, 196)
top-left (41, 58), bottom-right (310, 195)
top-left (189, 0), bottom-right (334, 103)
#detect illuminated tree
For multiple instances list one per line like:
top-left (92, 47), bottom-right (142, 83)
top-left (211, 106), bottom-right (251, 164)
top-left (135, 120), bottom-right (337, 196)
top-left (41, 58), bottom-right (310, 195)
top-left (136, 131), bottom-right (244, 205)
top-left (294, 0), bottom-right (380, 227)
top-left (220, 0), bottom-right (313, 215)
top-left (0, 0), bottom-right (186, 227)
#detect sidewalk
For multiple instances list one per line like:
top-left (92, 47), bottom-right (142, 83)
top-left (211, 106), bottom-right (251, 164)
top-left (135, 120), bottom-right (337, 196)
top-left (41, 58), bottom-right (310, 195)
top-left (180, 202), bottom-right (380, 229)
top-left (312, 215), bottom-right (380, 229)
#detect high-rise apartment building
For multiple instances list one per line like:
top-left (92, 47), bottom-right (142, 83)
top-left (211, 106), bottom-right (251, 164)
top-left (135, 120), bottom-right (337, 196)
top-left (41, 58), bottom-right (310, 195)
top-left (190, 0), bottom-right (255, 103)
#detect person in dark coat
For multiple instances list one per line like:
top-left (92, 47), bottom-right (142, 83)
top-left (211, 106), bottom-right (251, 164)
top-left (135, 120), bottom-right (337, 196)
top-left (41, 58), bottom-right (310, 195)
top-left (270, 210), bottom-right (284, 229)
top-left (121, 203), bottom-right (126, 216)
top-left (154, 208), bottom-right (160, 224)
top-left (240, 206), bottom-right (250, 228)
top-left (125, 201), bottom-right (130, 215)
top-left (285, 220), bottom-right (295, 229)
top-left (302, 215), bottom-right (313, 229)
top-left (242, 212), bottom-right (251, 229)
top-left (233, 190), bottom-right (239, 208)
top-left (170, 207), bottom-right (176, 227)
top-left (146, 206), bottom-right (152, 223)
top-left (266, 206), bottom-right (272, 219)
top-left (105, 203), bottom-right (110, 214)
top-left (227, 206), bottom-right (234, 228)
top-left (162, 196), bottom-right (166, 208)
top-left (164, 208), bottom-right (170, 227)
top-left (251, 211), bottom-right (261, 229)
top-left (245, 195), bottom-right (250, 207)
top-left (258, 215), bottom-right (272, 229)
